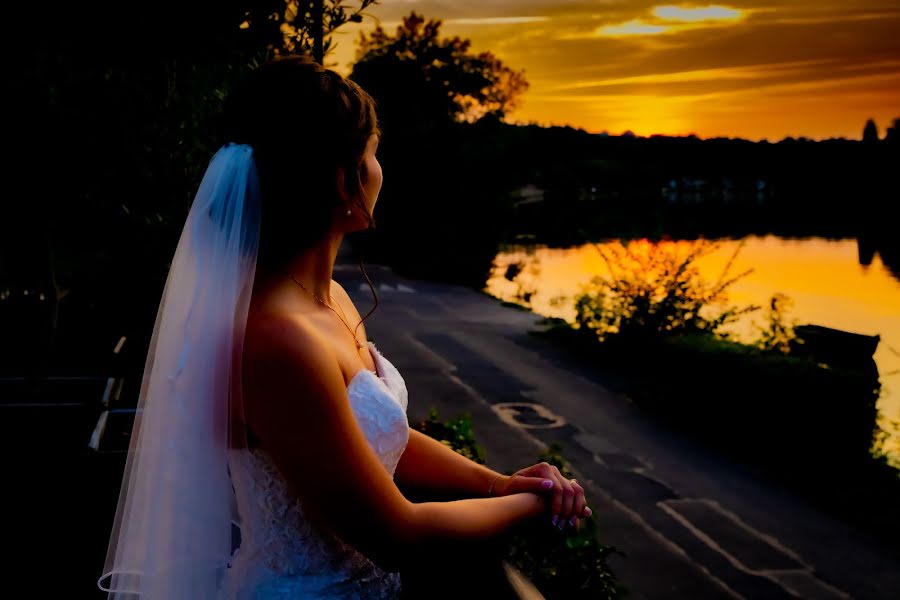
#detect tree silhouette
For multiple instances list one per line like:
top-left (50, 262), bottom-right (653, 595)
top-left (350, 11), bottom-right (528, 132)
top-left (273, 0), bottom-right (381, 64)
top-left (885, 118), bottom-right (900, 145)
top-left (863, 118), bottom-right (880, 143)
top-left (4, 0), bottom-right (391, 378)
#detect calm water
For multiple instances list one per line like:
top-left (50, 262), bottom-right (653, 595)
top-left (484, 234), bottom-right (900, 468)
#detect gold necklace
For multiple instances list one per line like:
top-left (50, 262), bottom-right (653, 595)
top-left (283, 272), bottom-right (363, 350)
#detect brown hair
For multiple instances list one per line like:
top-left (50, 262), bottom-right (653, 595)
top-left (219, 52), bottom-right (382, 274)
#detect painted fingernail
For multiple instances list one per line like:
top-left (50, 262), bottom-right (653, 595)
top-left (568, 516), bottom-right (577, 527)
top-left (541, 479), bottom-right (554, 490)
top-left (551, 515), bottom-right (558, 527)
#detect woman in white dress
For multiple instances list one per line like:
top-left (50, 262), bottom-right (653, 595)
top-left (98, 53), bottom-right (591, 600)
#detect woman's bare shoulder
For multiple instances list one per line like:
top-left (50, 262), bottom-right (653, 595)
top-left (241, 311), bottom-right (347, 428)
top-left (244, 309), bottom-right (329, 369)
top-left (329, 278), bottom-right (353, 305)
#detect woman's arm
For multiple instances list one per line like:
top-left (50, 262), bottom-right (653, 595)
top-left (331, 281), bottom-right (579, 519)
top-left (243, 315), bottom-right (550, 573)
top-left (397, 425), bottom-right (590, 529)
top-left (395, 428), bottom-right (512, 498)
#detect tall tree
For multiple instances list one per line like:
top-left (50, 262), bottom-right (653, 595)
top-left (863, 118), bottom-right (880, 143)
top-left (886, 118), bottom-right (900, 145)
top-left (4, 0), bottom-right (387, 375)
top-left (350, 11), bottom-right (529, 131)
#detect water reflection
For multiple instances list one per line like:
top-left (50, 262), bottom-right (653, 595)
top-left (485, 234), bottom-right (900, 467)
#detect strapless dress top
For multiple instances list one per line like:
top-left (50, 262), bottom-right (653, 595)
top-left (220, 340), bottom-right (409, 599)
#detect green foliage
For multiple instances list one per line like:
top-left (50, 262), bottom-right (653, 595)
top-left (537, 442), bottom-right (573, 478)
top-left (573, 238), bottom-right (761, 346)
top-left (412, 408), bottom-right (486, 464)
top-left (504, 442), bottom-right (625, 599)
top-left (412, 414), bottom-right (624, 599)
top-left (872, 417), bottom-right (900, 470)
top-left (507, 516), bottom-right (625, 600)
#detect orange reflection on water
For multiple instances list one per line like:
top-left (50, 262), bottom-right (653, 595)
top-left (485, 234), bottom-right (900, 466)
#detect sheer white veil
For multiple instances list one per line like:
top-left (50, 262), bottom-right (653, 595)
top-left (97, 143), bottom-right (261, 599)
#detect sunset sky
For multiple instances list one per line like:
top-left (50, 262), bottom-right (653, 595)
top-left (327, 1), bottom-right (900, 141)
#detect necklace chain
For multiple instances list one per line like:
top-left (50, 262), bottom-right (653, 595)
top-left (283, 272), bottom-right (363, 350)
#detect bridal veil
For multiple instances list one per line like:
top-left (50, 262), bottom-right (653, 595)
top-left (98, 143), bottom-right (261, 599)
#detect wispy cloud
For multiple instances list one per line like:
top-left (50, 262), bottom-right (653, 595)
top-left (445, 16), bottom-right (550, 25)
top-left (596, 19), bottom-right (668, 37)
top-left (536, 58), bottom-right (900, 101)
top-left (588, 4), bottom-right (748, 38)
top-left (652, 5), bottom-right (742, 23)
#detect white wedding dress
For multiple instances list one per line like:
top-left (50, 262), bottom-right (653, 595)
top-left (220, 340), bottom-right (410, 599)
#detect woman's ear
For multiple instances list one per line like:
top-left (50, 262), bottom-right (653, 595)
top-left (335, 166), bottom-right (352, 204)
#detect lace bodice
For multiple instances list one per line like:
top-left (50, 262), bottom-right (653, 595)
top-left (221, 340), bottom-right (410, 599)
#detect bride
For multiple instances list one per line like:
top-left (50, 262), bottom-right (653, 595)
top-left (97, 52), bottom-right (591, 599)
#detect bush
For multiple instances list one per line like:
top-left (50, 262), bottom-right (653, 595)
top-left (505, 443), bottom-right (626, 599)
top-left (572, 238), bottom-right (760, 347)
top-left (751, 292), bottom-right (802, 354)
top-left (412, 408), bottom-right (486, 465)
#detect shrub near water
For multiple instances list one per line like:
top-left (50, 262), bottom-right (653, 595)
top-left (572, 238), bottom-right (761, 348)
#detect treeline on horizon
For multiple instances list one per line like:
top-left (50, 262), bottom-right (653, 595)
top-left (482, 117), bottom-right (899, 247)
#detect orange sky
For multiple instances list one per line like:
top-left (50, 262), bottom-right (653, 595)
top-left (327, 1), bottom-right (900, 141)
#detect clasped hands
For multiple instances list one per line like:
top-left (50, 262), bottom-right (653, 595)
top-left (491, 462), bottom-right (592, 532)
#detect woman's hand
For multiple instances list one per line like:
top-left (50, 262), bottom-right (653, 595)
top-left (492, 462), bottom-right (592, 532)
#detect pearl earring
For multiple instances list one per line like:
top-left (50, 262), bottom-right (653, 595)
top-left (346, 209), bottom-right (352, 215)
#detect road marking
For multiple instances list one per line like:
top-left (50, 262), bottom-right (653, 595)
top-left (88, 410), bottom-right (109, 451)
top-left (659, 499), bottom-right (851, 599)
top-left (491, 402), bottom-right (567, 429)
top-left (660, 498), bottom-right (809, 572)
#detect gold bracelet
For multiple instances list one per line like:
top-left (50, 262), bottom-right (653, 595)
top-left (487, 473), bottom-right (504, 497)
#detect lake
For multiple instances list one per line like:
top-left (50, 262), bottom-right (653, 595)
top-left (485, 234), bottom-right (900, 468)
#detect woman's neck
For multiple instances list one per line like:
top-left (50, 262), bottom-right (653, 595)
top-left (260, 230), bottom-right (345, 304)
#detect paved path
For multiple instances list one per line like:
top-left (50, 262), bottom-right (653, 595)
top-left (336, 254), bottom-right (900, 600)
